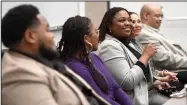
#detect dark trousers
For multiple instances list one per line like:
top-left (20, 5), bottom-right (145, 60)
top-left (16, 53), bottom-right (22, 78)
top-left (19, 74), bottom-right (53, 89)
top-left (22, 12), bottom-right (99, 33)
top-left (149, 89), bottom-right (170, 105)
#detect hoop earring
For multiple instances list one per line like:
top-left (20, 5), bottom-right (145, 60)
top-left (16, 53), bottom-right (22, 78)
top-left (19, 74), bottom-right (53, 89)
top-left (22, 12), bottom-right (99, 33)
top-left (109, 29), bottom-right (113, 35)
top-left (86, 42), bottom-right (93, 53)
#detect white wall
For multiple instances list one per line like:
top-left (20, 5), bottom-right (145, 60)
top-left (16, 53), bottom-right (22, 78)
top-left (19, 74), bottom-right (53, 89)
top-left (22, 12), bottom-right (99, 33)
top-left (1, 2), bottom-right (85, 49)
top-left (2, 2), bottom-right (85, 27)
top-left (53, 30), bottom-right (62, 45)
top-left (110, 2), bottom-right (187, 50)
top-left (110, 2), bottom-right (187, 18)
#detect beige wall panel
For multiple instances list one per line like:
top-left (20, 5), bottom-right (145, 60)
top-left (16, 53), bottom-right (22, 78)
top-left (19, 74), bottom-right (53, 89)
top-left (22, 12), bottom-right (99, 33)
top-left (85, 2), bottom-right (108, 28)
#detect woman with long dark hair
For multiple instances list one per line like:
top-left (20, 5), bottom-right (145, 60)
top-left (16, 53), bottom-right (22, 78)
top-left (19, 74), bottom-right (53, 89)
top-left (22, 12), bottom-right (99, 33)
top-left (97, 7), bottom-right (170, 105)
top-left (57, 15), bottom-right (132, 105)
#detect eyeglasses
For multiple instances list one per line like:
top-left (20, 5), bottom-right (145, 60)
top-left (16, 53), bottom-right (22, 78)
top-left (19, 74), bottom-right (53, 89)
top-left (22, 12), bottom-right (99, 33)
top-left (89, 29), bottom-right (100, 36)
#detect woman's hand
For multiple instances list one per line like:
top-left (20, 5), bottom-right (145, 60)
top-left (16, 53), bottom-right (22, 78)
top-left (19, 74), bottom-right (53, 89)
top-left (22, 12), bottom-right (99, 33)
top-left (163, 71), bottom-right (178, 77)
top-left (157, 75), bottom-right (178, 82)
top-left (139, 43), bottom-right (157, 65)
top-left (153, 80), bottom-right (171, 90)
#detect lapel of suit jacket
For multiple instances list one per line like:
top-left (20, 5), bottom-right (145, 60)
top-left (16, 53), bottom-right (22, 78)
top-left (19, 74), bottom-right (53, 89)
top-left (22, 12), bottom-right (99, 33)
top-left (143, 24), bottom-right (187, 55)
top-left (130, 40), bottom-right (154, 82)
top-left (105, 35), bottom-right (156, 82)
top-left (105, 34), bottom-right (140, 68)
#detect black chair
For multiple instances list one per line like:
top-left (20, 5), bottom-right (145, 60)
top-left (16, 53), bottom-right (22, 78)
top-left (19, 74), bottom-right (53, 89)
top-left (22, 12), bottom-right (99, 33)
top-left (177, 71), bottom-right (187, 84)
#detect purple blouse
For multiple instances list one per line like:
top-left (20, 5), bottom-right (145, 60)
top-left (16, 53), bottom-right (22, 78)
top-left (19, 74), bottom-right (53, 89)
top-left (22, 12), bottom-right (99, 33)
top-left (64, 53), bottom-right (133, 105)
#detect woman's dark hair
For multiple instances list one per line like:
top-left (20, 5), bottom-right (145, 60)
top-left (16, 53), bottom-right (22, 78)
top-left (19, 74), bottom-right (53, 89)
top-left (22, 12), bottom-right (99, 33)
top-left (2, 4), bottom-right (40, 48)
top-left (128, 11), bottom-right (138, 16)
top-left (57, 15), bottom-right (108, 93)
top-left (57, 15), bottom-right (90, 61)
top-left (99, 7), bottom-right (129, 42)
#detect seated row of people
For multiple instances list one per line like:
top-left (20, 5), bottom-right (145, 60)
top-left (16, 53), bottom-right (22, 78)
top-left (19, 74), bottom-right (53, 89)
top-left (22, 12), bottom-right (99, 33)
top-left (2, 3), bottom-right (187, 105)
top-left (56, 15), bottom-right (132, 105)
top-left (95, 7), bottom-right (172, 105)
top-left (2, 4), bottom-right (111, 105)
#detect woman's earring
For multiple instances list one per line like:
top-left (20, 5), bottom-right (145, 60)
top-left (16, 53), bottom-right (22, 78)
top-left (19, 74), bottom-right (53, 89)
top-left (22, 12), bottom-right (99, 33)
top-left (109, 29), bottom-right (112, 35)
top-left (86, 42), bottom-right (93, 53)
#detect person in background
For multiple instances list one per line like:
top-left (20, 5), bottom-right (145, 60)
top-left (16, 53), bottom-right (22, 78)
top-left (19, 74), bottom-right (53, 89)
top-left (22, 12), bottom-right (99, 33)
top-left (136, 3), bottom-right (187, 71)
top-left (57, 15), bottom-right (133, 105)
top-left (135, 3), bottom-right (187, 84)
top-left (97, 7), bottom-right (170, 105)
top-left (129, 11), bottom-right (182, 97)
top-left (2, 4), bottom-right (110, 105)
top-left (129, 11), bottom-right (177, 82)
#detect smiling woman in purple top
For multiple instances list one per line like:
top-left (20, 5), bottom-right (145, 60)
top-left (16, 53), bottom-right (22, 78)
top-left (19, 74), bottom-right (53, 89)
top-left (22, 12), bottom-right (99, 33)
top-left (57, 15), bottom-right (133, 105)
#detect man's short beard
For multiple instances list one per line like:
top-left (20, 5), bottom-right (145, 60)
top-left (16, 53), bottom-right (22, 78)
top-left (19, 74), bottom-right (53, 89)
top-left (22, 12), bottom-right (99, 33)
top-left (39, 42), bottom-right (59, 61)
